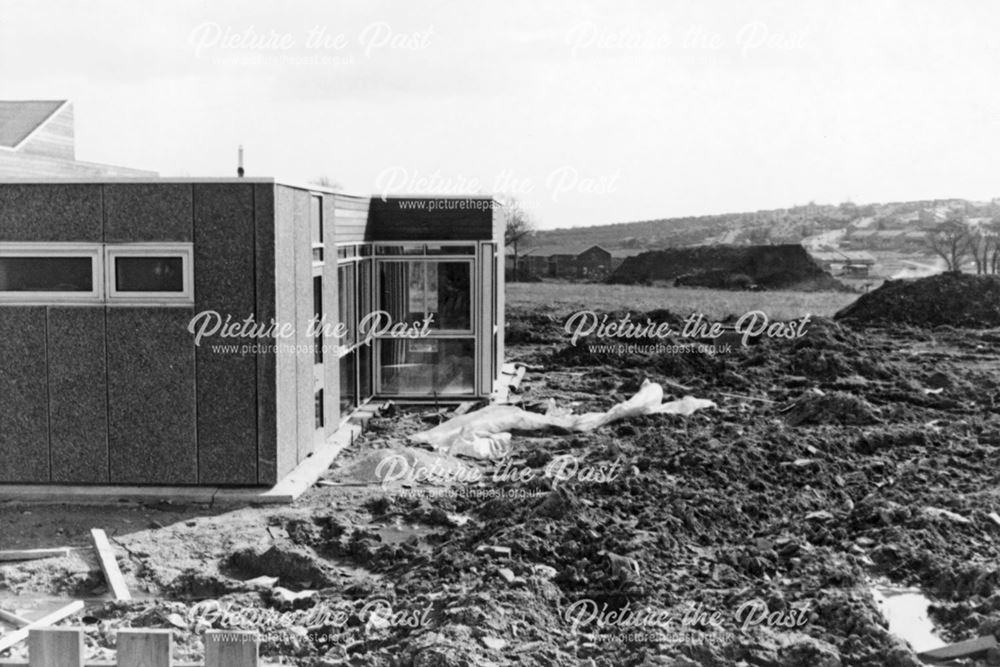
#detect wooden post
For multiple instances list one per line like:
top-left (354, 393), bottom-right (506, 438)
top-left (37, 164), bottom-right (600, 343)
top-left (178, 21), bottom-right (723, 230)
top-left (27, 628), bottom-right (84, 666)
top-left (116, 629), bottom-right (172, 666)
top-left (90, 529), bottom-right (131, 601)
top-left (204, 631), bottom-right (258, 667)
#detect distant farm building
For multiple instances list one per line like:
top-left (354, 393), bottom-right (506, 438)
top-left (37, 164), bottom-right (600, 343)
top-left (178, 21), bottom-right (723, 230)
top-left (843, 229), bottom-right (926, 251)
top-left (507, 244), bottom-right (642, 279)
top-left (810, 250), bottom-right (877, 277)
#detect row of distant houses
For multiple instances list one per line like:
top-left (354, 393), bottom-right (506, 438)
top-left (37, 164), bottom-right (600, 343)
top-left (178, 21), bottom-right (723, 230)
top-left (506, 244), bottom-right (645, 279)
top-left (508, 243), bottom-right (884, 280)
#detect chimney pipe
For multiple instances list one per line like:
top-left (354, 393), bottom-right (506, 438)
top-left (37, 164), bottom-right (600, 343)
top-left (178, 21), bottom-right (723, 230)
top-left (237, 144), bottom-right (245, 178)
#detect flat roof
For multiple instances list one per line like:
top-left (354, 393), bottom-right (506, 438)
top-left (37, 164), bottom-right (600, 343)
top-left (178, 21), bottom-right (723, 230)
top-left (0, 178), bottom-right (502, 201)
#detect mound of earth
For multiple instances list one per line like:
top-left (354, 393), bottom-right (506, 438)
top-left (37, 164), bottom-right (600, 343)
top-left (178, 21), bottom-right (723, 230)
top-left (835, 272), bottom-right (1000, 328)
top-left (607, 244), bottom-right (847, 291)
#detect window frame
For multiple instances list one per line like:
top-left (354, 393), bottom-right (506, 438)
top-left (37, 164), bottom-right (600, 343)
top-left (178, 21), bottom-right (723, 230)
top-left (0, 242), bottom-right (103, 305)
top-left (105, 243), bottom-right (194, 306)
top-left (375, 258), bottom-right (475, 335)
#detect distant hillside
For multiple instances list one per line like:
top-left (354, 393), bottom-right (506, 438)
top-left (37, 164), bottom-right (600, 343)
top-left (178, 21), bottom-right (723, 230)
top-left (524, 198), bottom-right (1000, 255)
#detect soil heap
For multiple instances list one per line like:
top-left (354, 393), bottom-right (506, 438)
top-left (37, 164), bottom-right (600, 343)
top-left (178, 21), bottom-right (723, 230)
top-left (835, 272), bottom-right (1000, 328)
top-left (607, 244), bottom-right (847, 291)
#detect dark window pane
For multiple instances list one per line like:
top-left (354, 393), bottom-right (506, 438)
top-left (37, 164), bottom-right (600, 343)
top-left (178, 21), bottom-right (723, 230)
top-left (115, 257), bottom-right (184, 292)
top-left (339, 351), bottom-right (356, 415)
top-left (359, 343), bottom-right (372, 399)
top-left (426, 245), bottom-right (475, 255)
top-left (311, 196), bottom-right (323, 245)
top-left (379, 338), bottom-right (474, 395)
top-left (313, 276), bottom-right (323, 364)
top-left (378, 261), bottom-right (471, 330)
top-left (0, 256), bottom-right (93, 292)
top-left (315, 389), bottom-right (324, 429)
top-left (435, 262), bottom-right (471, 329)
top-left (338, 264), bottom-right (356, 346)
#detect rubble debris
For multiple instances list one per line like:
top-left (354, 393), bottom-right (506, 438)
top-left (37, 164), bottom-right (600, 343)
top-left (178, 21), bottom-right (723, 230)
top-left (783, 391), bottom-right (880, 426)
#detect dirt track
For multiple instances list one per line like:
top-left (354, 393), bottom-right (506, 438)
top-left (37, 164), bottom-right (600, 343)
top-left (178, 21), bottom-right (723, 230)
top-left (2, 299), bottom-right (1000, 666)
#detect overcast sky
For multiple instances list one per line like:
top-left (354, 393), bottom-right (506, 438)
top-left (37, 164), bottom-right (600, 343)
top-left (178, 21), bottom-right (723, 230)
top-left (2, 0), bottom-right (999, 229)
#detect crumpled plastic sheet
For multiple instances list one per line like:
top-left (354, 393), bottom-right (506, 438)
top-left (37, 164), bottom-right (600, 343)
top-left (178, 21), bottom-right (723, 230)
top-left (410, 380), bottom-right (716, 459)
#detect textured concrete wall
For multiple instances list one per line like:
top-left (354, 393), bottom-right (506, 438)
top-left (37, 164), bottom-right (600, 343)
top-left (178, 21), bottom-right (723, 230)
top-left (0, 307), bottom-right (50, 482)
top-left (106, 308), bottom-right (197, 484)
top-left (48, 307), bottom-right (109, 483)
top-left (0, 183), bottom-right (102, 242)
top-left (194, 183), bottom-right (258, 485)
top-left (104, 183), bottom-right (193, 243)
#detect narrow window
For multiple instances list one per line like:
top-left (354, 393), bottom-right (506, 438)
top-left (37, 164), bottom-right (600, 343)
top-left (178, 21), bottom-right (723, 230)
top-left (106, 244), bottom-right (193, 305)
top-left (0, 244), bottom-right (102, 303)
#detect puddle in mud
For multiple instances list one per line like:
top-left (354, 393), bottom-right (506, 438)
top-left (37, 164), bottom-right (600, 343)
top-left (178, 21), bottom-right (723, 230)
top-left (871, 583), bottom-right (944, 653)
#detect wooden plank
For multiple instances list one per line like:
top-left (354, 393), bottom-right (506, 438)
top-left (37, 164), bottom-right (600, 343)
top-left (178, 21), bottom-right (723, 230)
top-left (116, 629), bottom-right (172, 667)
top-left (918, 635), bottom-right (998, 661)
top-left (0, 608), bottom-right (30, 627)
top-left (204, 631), bottom-right (258, 667)
top-left (89, 529), bottom-right (131, 601)
top-left (0, 549), bottom-right (70, 563)
top-left (0, 602), bottom-right (85, 653)
top-left (27, 628), bottom-right (84, 666)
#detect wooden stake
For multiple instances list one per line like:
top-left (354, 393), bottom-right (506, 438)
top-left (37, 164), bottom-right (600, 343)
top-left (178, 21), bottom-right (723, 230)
top-left (116, 629), bottom-right (172, 666)
top-left (90, 529), bottom-right (131, 601)
top-left (204, 631), bottom-right (258, 666)
top-left (27, 628), bottom-right (83, 667)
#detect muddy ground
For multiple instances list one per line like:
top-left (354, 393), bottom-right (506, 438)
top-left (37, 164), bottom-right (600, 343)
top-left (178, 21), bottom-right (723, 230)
top-left (2, 300), bottom-right (1000, 666)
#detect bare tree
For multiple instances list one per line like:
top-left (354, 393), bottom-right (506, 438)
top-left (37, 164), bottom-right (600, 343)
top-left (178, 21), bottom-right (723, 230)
top-left (969, 221), bottom-right (999, 274)
top-left (925, 217), bottom-right (974, 272)
top-left (309, 175), bottom-right (342, 190)
top-left (502, 197), bottom-right (535, 280)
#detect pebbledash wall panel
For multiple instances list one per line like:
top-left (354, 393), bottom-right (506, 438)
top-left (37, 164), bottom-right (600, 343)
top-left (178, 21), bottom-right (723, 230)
top-left (106, 307), bottom-right (198, 484)
top-left (0, 183), bottom-right (103, 242)
top-left (0, 307), bottom-right (50, 482)
top-left (104, 183), bottom-right (193, 243)
top-left (193, 183), bottom-right (258, 485)
top-left (47, 306), bottom-right (109, 483)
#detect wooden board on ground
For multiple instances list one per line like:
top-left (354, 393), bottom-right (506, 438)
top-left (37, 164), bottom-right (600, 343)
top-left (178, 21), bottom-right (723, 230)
top-left (90, 529), bottom-right (131, 601)
top-left (918, 635), bottom-right (998, 661)
top-left (0, 548), bottom-right (71, 563)
top-left (0, 601), bottom-right (85, 653)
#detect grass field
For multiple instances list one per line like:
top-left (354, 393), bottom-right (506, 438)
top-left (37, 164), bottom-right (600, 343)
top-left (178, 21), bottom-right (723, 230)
top-left (505, 281), bottom-right (859, 320)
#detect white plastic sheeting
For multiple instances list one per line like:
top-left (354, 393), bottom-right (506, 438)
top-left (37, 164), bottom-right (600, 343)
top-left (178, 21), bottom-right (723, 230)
top-left (410, 380), bottom-right (716, 459)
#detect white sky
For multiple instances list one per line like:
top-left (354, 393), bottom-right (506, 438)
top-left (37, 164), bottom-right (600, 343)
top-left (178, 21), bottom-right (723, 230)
top-left (3, 0), bottom-right (1000, 229)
